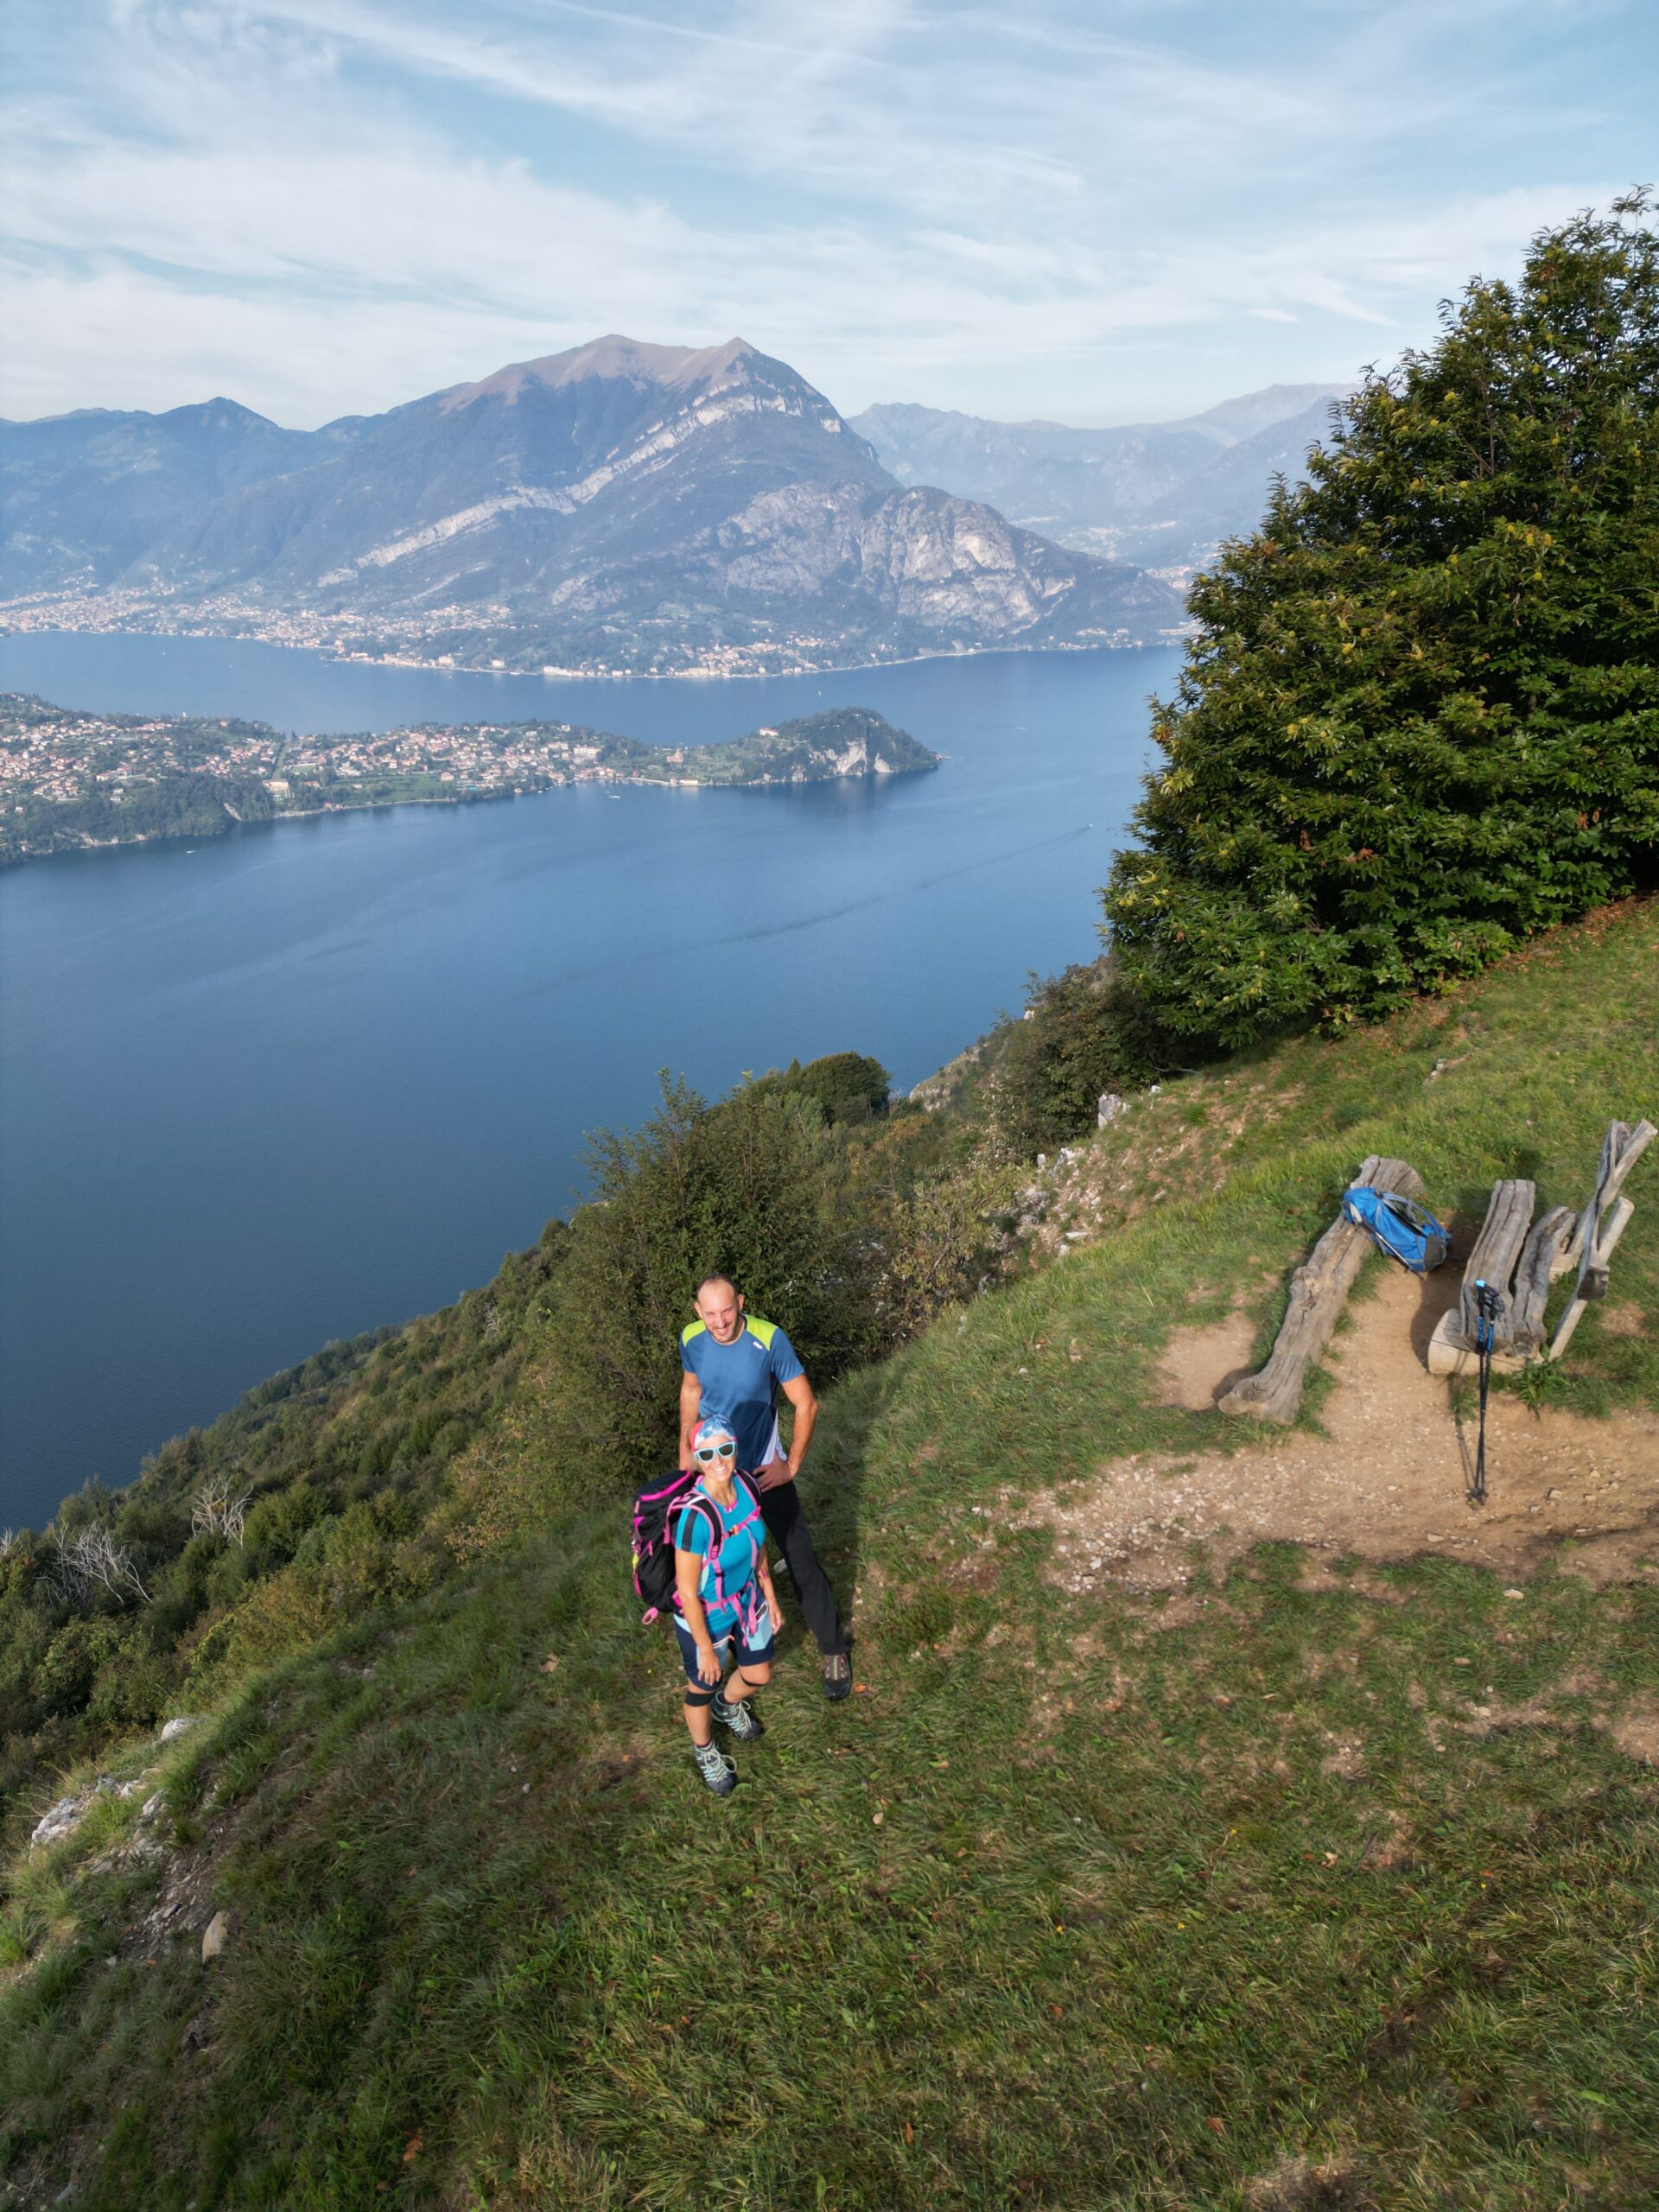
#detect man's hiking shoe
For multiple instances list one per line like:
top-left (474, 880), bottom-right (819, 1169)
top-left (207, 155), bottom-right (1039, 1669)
top-left (822, 1652), bottom-right (852, 1702)
top-left (712, 1692), bottom-right (764, 1740)
top-left (692, 1739), bottom-right (738, 1798)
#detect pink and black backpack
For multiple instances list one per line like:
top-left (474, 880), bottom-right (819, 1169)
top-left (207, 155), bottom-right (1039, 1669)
top-left (630, 1468), bottom-right (761, 1625)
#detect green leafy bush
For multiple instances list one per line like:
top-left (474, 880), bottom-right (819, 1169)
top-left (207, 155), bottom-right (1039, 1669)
top-left (751, 1051), bottom-right (892, 1124)
top-left (1104, 194), bottom-right (1659, 1046)
top-left (532, 1074), bottom-right (878, 1472)
top-left (868, 1151), bottom-right (1025, 1340)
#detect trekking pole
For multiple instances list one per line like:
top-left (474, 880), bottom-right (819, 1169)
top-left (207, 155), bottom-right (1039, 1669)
top-left (1470, 1279), bottom-right (1503, 1507)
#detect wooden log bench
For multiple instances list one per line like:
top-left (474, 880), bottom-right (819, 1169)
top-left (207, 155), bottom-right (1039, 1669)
top-left (1428, 1119), bottom-right (1654, 1376)
top-left (1457, 1179), bottom-right (1536, 1355)
top-left (1219, 1155), bottom-right (1426, 1424)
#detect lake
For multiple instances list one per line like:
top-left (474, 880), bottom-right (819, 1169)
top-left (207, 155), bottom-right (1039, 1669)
top-left (0, 632), bottom-right (1178, 1529)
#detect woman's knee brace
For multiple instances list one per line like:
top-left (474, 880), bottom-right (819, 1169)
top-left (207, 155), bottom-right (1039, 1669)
top-left (683, 1685), bottom-right (716, 1709)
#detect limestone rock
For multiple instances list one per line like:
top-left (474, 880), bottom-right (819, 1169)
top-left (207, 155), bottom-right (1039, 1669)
top-left (30, 1776), bottom-right (118, 1849)
top-left (30, 1795), bottom-right (83, 1849)
top-left (201, 1910), bottom-right (232, 1961)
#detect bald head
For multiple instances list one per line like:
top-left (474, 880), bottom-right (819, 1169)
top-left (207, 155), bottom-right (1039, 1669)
top-left (693, 1275), bottom-right (745, 1344)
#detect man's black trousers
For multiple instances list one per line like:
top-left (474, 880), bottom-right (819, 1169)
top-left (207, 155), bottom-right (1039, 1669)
top-left (754, 1469), bottom-right (849, 1657)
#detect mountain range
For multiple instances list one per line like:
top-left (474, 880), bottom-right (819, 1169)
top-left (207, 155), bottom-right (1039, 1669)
top-left (0, 337), bottom-right (1186, 676)
top-left (849, 384), bottom-right (1351, 573)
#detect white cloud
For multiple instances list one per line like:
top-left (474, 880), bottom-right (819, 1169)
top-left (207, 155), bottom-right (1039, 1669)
top-left (0, 0), bottom-right (1643, 424)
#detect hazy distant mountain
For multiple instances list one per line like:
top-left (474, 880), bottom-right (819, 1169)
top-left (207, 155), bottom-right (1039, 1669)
top-left (849, 405), bottom-right (1218, 537)
top-left (1124, 397), bottom-right (1345, 562)
top-left (0, 336), bottom-right (1183, 673)
top-left (850, 383), bottom-right (1352, 573)
top-left (1167, 383), bottom-right (1351, 447)
top-left (0, 399), bottom-right (319, 596)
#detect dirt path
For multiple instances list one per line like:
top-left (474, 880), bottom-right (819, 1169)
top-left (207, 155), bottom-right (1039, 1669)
top-left (1037, 1262), bottom-right (1659, 1592)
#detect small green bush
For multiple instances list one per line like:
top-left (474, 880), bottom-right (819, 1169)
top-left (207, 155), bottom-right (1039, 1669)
top-left (534, 1074), bottom-right (878, 1473)
top-left (34, 1616), bottom-right (126, 1713)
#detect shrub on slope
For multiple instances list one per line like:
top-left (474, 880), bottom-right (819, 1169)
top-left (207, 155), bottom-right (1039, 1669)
top-left (1104, 195), bottom-right (1659, 1045)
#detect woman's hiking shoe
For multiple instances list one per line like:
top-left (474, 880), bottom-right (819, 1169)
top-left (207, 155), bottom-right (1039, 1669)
top-left (692, 1739), bottom-right (738, 1797)
top-left (712, 1692), bottom-right (764, 1740)
top-left (822, 1652), bottom-right (853, 1702)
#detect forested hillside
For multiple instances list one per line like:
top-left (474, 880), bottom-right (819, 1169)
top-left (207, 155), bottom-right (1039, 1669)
top-left (0, 1049), bottom-right (1031, 1820)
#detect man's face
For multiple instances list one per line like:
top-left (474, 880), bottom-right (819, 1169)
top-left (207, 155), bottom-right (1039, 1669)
top-left (696, 1282), bottom-right (745, 1344)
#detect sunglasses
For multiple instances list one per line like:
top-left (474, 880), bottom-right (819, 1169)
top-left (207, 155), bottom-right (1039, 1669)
top-left (694, 1440), bottom-right (735, 1463)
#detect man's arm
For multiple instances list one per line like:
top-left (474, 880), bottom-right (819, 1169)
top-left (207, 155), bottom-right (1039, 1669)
top-left (678, 1369), bottom-right (702, 1471)
top-left (781, 1370), bottom-right (817, 1479)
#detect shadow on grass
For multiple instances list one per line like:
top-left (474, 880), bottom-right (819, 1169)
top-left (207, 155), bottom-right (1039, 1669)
top-left (780, 1359), bottom-right (904, 1667)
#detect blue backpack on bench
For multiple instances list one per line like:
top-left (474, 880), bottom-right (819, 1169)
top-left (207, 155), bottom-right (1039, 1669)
top-left (1341, 1185), bottom-right (1450, 1274)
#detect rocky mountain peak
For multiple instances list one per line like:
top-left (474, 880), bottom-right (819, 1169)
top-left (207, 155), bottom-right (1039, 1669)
top-left (1, 332), bottom-right (1183, 671)
top-left (437, 333), bottom-right (762, 412)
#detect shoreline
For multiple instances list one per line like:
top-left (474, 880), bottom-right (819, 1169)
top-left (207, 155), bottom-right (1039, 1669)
top-left (3, 771), bottom-right (913, 869)
top-left (0, 615), bottom-right (1185, 685)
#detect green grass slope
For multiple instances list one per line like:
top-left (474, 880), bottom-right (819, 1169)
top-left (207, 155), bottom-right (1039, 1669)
top-left (4, 902), bottom-right (1657, 2211)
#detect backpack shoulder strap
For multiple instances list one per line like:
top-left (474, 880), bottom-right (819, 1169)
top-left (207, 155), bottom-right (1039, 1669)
top-left (674, 1491), bottom-right (719, 1549)
top-left (725, 1471), bottom-right (763, 1537)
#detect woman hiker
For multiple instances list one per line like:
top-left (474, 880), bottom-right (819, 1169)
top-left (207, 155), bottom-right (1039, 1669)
top-left (673, 1417), bottom-right (783, 1798)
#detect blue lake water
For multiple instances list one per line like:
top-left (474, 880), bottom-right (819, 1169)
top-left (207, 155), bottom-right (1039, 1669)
top-left (0, 632), bottom-right (1177, 1529)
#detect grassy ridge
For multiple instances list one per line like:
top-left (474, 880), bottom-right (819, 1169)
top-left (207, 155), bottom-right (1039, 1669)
top-left (3, 901), bottom-right (1656, 2209)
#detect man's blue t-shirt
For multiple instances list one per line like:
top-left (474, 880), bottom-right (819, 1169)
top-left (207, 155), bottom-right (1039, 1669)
top-left (681, 1314), bottom-right (804, 1473)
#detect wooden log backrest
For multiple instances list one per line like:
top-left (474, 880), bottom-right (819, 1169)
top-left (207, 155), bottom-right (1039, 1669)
top-left (1509, 1205), bottom-right (1578, 1356)
top-left (1569, 1121), bottom-right (1655, 1302)
top-left (1457, 1179), bottom-right (1535, 1354)
top-left (1545, 1119), bottom-right (1655, 1363)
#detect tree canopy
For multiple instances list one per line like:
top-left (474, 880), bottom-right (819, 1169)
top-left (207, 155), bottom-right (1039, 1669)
top-left (1103, 194), bottom-right (1659, 1045)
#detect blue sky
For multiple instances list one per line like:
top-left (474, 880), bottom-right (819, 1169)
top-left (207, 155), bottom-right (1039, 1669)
top-left (2, 1), bottom-right (1653, 428)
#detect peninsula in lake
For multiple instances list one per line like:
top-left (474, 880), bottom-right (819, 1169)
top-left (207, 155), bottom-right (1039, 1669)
top-left (0, 694), bottom-right (938, 864)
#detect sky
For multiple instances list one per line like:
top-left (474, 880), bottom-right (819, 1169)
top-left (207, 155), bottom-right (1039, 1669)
top-left (1, 1), bottom-right (1653, 430)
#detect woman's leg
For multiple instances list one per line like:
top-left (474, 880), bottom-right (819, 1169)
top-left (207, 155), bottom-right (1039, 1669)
top-left (720, 1659), bottom-right (771, 1706)
top-left (675, 1619), bottom-right (728, 1743)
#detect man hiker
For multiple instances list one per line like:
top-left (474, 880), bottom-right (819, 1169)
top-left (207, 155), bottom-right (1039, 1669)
top-left (679, 1274), bottom-right (853, 1700)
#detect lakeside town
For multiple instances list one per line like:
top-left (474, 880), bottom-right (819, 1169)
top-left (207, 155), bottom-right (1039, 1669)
top-left (0, 691), bottom-right (939, 863)
top-left (0, 585), bottom-right (847, 676)
top-left (0, 584), bottom-right (1160, 677)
